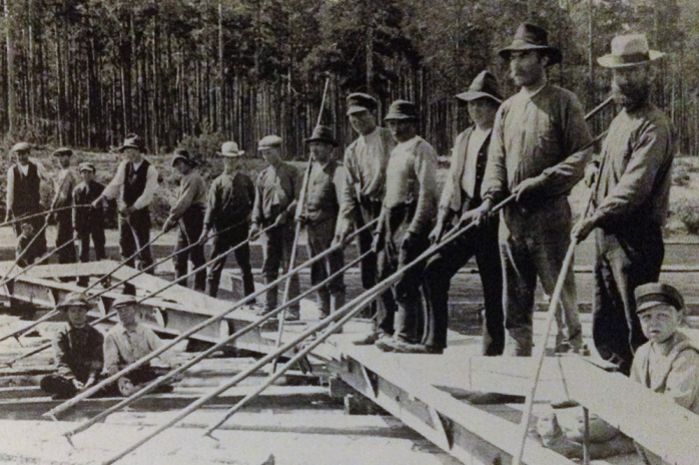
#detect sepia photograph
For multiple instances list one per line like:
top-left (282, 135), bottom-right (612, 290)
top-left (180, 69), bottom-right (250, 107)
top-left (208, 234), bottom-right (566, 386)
top-left (0, 0), bottom-right (696, 464)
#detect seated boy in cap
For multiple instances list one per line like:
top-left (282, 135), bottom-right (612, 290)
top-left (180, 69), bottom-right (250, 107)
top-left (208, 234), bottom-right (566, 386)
top-left (73, 162), bottom-right (107, 286)
top-left (40, 292), bottom-right (104, 399)
top-left (103, 295), bottom-right (174, 396)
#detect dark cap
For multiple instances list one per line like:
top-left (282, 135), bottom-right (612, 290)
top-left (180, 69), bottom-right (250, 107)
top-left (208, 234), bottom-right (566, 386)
top-left (171, 148), bottom-right (197, 167)
top-left (52, 147), bottom-right (73, 157)
top-left (346, 92), bottom-right (378, 116)
top-left (305, 125), bottom-right (338, 146)
top-left (498, 23), bottom-right (562, 67)
top-left (384, 99), bottom-right (418, 122)
top-left (57, 292), bottom-right (91, 310)
top-left (456, 70), bottom-right (503, 104)
top-left (117, 133), bottom-right (143, 152)
top-left (634, 283), bottom-right (684, 314)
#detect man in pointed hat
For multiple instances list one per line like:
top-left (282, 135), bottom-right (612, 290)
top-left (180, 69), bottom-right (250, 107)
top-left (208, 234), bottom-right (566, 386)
top-left (334, 92), bottom-right (398, 344)
top-left (163, 149), bottom-right (207, 291)
top-left (301, 126), bottom-right (346, 316)
top-left (572, 33), bottom-right (673, 375)
top-left (422, 70), bottom-right (504, 356)
top-left (93, 134), bottom-right (159, 294)
top-left (476, 23), bottom-right (593, 356)
top-left (200, 141), bottom-right (256, 299)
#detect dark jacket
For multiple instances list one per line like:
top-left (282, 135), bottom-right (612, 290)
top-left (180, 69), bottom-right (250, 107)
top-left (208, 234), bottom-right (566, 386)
top-left (53, 323), bottom-right (104, 382)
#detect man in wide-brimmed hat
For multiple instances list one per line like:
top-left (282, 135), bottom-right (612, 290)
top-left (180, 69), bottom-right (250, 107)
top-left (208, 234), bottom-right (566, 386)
top-left (200, 141), bottom-right (256, 299)
top-left (250, 135), bottom-right (302, 320)
top-left (572, 33), bottom-right (673, 375)
top-left (6, 141), bottom-right (49, 260)
top-left (373, 100), bottom-right (439, 354)
top-left (93, 134), bottom-right (159, 294)
top-left (162, 149), bottom-right (207, 291)
top-left (334, 92), bottom-right (398, 345)
top-left (39, 293), bottom-right (104, 399)
top-left (422, 70), bottom-right (505, 356)
top-left (50, 147), bottom-right (78, 267)
top-left (73, 162), bottom-right (107, 286)
top-left (476, 22), bottom-right (593, 356)
top-left (301, 125), bottom-right (346, 316)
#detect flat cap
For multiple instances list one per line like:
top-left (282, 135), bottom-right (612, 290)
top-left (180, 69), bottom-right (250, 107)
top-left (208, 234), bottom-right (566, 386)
top-left (79, 162), bottom-right (96, 173)
top-left (346, 92), bottom-right (378, 116)
top-left (52, 147), bottom-right (73, 157)
top-left (112, 295), bottom-right (139, 310)
top-left (305, 125), bottom-right (337, 146)
top-left (117, 133), bottom-right (143, 152)
top-left (10, 142), bottom-right (31, 154)
top-left (384, 99), bottom-right (418, 122)
top-left (456, 70), bottom-right (503, 104)
top-left (57, 292), bottom-right (91, 310)
top-left (219, 141), bottom-right (245, 158)
top-left (634, 282), bottom-right (684, 314)
top-left (257, 135), bottom-right (283, 151)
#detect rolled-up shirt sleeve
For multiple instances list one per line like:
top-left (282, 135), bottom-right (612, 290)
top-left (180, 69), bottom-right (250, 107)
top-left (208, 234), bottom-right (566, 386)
top-left (132, 164), bottom-right (159, 210)
top-left (251, 173), bottom-right (264, 225)
top-left (203, 181), bottom-right (219, 228)
top-left (481, 107), bottom-right (508, 202)
top-left (168, 174), bottom-right (200, 221)
top-left (102, 332), bottom-right (120, 375)
top-left (408, 142), bottom-right (438, 235)
top-left (665, 350), bottom-right (699, 411)
top-left (101, 162), bottom-right (126, 201)
top-left (6, 168), bottom-right (14, 215)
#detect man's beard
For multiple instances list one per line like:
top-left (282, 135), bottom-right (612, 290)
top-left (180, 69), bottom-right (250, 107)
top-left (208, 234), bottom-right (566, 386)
top-left (612, 81), bottom-right (650, 111)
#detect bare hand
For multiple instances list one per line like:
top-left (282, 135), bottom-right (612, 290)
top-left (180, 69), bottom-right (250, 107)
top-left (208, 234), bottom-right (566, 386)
top-left (461, 200), bottom-right (493, 227)
top-left (571, 217), bottom-right (597, 243)
top-left (248, 224), bottom-right (260, 240)
top-left (72, 378), bottom-right (85, 391)
top-left (513, 177), bottom-right (543, 203)
top-left (428, 221), bottom-right (445, 243)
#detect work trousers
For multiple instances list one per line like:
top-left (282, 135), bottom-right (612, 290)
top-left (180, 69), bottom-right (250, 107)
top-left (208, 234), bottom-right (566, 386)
top-left (55, 211), bottom-right (77, 265)
top-left (307, 217), bottom-right (345, 316)
top-left (499, 223), bottom-right (582, 356)
top-left (422, 218), bottom-right (504, 353)
top-left (354, 199), bottom-right (398, 334)
top-left (593, 225), bottom-right (663, 375)
top-left (173, 206), bottom-right (205, 292)
top-left (377, 204), bottom-right (428, 344)
top-left (119, 209), bottom-right (154, 295)
top-left (261, 224), bottom-right (300, 315)
top-left (40, 374), bottom-right (104, 399)
top-left (206, 223), bottom-right (255, 299)
top-left (13, 214), bottom-right (47, 264)
top-left (76, 225), bottom-right (106, 286)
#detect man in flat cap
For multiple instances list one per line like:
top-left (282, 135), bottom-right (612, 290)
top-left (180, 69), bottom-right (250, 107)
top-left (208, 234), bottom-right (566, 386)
top-left (475, 23), bottom-right (592, 356)
top-left (334, 92), bottom-right (398, 344)
top-left (250, 135), bottom-right (302, 319)
top-left (93, 134), bottom-right (159, 294)
top-left (422, 70), bottom-right (504, 356)
top-left (50, 147), bottom-right (78, 267)
top-left (374, 100), bottom-right (439, 353)
top-left (162, 149), bottom-right (207, 291)
top-left (103, 295), bottom-right (174, 396)
top-left (630, 283), bottom-right (699, 463)
top-left (73, 162), bottom-right (107, 286)
top-left (301, 126), bottom-right (346, 316)
top-left (200, 141), bottom-right (256, 299)
top-left (6, 142), bottom-right (49, 262)
top-left (573, 34), bottom-right (674, 375)
top-left (40, 293), bottom-right (104, 399)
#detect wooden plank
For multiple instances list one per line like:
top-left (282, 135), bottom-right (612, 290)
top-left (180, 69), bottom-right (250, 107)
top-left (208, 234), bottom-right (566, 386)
top-left (0, 260), bottom-right (118, 279)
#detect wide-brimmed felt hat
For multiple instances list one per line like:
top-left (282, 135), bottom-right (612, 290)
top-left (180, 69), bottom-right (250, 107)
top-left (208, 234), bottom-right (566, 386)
top-left (79, 162), bottom-right (96, 173)
top-left (10, 142), bottom-right (31, 154)
top-left (52, 147), bottom-right (73, 157)
top-left (112, 294), bottom-right (142, 310)
top-left (219, 141), bottom-right (245, 158)
top-left (171, 148), bottom-right (197, 167)
top-left (384, 100), bottom-right (418, 122)
top-left (57, 292), bottom-right (91, 310)
top-left (258, 135), bottom-right (283, 151)
top-left (456, 70), bottom-right (503, 104)
top-left (117, 133), bottom-right (143, 152)
top-left (498, 23), bottom-right (562, 67)
top-left (635, 282), bottom-right (684, 314)
top-left (305, 125), bottom-right (338, 146)
top-left (346, 92), bottom-right (378, 116)
top-left (597, 33), bottom-right (665, 69)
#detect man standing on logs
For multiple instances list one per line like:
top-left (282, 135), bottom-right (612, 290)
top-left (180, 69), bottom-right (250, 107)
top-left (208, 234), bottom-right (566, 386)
top-left (474, 23), bottom-right (593, 356)
top-left (93, 134), bottom-right (159, 294)
top-left (373, 100), bottom-right (439, 354)
top-left (6, 142), bottom-right (49, 262)
top-left (51, 147), bottom-right (78, 267)
top-left (333, 93), bottom-right (398, 344)
top-left (73, 162), bottom-right (107, 286)
top-left (249, 135), bottom-right (301, 320)
top-left (572, 34), bottom-right (673, 375)
top-left (162, 149), bottom-right (207, 292)
top-left (301, 126), bottom-right (346, 317)
top-left (422, 71), bottom-right (505, 356)
top-left (201, 141), bottom-right (256, 299)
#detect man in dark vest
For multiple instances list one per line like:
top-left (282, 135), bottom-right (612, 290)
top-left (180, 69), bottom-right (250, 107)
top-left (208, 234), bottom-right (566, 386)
top-left (5, 141), bottom-right (48, 263)
top-left (50, 147), bottom-right (78, 266)
top-left (301, 126), bottom-right (346, 316)
top-left (422, 70), bottom-right (505, 356)
top-left (93, 134), bottom-right (159, 294)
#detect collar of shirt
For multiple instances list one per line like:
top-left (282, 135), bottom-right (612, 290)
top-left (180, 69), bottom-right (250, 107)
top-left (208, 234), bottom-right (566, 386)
top-left (131, 160), bottom-right (143, 171)
top-left (17, 163), bottom-right (30, 176)
top-left (394, 135), bottom-right (420, 152)
top-left (519, 80), bottom-right (548, 100)
top-left (360, 126), bottom-right (381, 144)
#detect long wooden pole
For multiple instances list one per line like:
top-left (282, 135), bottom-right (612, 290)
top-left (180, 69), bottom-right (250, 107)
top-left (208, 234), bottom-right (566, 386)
top-left (0, 204), bottom-right (90, 229)
top-left (44, 218), bottom-right (376, 419)
top-left (99, 195), bottom-right (516, 465)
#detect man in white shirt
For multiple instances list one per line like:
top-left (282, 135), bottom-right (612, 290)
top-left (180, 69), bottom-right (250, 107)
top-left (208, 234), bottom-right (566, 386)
top-left (423, 70), bottom-right (504, 356)
top-left (50, 147), bottom-right (78, 266)
top-left (93, 134), bottom-right (159, 294)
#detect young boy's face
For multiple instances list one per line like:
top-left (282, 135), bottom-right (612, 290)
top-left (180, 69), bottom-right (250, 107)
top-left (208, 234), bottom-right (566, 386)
top-left (80, 170), bottom-right (94, 183)
top-left (117, 306), bottom-right (138, 327)
top-left (66, 307), bottom-right (88, 328)
top-left (21, 223), bottom-right (34, 236)
top-left (639, 304), bottom-right (682, 343)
